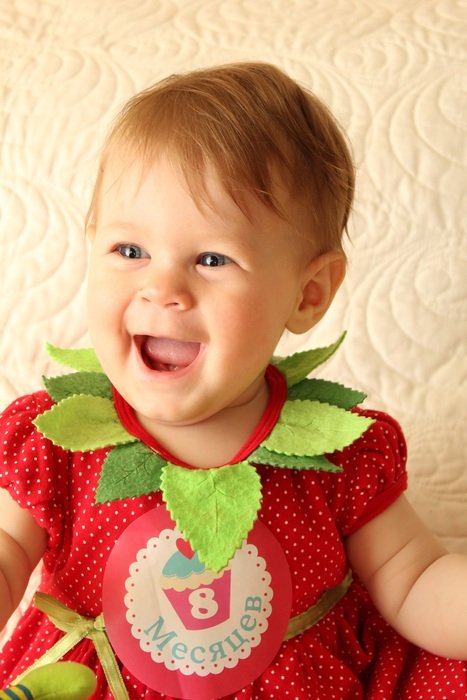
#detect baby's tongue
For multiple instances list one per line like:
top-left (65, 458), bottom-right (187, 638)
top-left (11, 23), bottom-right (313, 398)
top-left (143, 337), bottom-right (200, 371)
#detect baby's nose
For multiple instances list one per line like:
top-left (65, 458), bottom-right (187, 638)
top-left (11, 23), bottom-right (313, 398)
top-left (138, 270), bottom-right (194, 310)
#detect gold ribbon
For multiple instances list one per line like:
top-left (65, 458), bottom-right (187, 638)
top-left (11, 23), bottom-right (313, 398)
top-left (14, 571), bottom-right (351, 698)
top-left (15, 593), bottom-right (130, 700)
top-left (284, 569), bottom-right (352, 640)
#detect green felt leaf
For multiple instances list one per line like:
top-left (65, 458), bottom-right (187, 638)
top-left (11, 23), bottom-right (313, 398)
top-left (161, 461), bottom-right (262, 572)
top-left (273, 332), bottom-right (346, 386)
top-left (95, 443), bottom-right (165, 503)
top-left (46, 344), bottom-right (103, 373)
top-left (263, 399), bottom-right (374, 456)
top-left (33, 395), bottom-right (136, 451)
top-left (249, 445), bottom-right (342, 472)
top-left (43, 372), bottom-right (113, 403)
top-left (287, 378), bottom-right (366, 409)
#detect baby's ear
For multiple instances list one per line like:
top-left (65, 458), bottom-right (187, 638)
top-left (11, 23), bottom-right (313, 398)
top-left (286, 251), bottom-right (346, 334)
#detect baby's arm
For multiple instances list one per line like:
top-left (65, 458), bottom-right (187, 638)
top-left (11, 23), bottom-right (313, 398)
top-left (346, 495), bottom-right (467, 659)
top-left (0, 488), bottom-right (46, 631)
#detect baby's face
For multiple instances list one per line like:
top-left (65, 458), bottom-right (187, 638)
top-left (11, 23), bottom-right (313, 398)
top-left (86, 154), bottom-right (310, 435)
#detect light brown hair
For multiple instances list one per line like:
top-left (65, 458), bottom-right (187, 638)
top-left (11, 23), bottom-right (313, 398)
top-left (86, 62), bottom-right (354, 254)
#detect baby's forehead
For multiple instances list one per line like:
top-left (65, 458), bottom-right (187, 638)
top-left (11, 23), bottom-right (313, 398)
top-left (98, 149), bottom-right (309, 245)
top-left (101, 145), bottom-right (291, 218)
top-left (91, 142), bottom-right (315, 262)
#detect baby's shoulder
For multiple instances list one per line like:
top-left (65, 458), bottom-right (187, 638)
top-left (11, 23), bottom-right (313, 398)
top-left (0, 390), bottom-right (61, 470)
top-left (323, 407), bottom-right (408, 535)
top-left (1, 389), bottom-right (54, 420)
top-left (0, 390), bottom-right (70, 550)
top-left (343, 406), bottom-right (407, 459)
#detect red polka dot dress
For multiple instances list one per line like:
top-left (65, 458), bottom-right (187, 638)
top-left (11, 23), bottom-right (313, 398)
top-left (1, 369), bottom-right (466, 699)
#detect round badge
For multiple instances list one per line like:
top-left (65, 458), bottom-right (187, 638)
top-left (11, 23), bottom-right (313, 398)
top-left (102, 505), bottom-right (292, 699)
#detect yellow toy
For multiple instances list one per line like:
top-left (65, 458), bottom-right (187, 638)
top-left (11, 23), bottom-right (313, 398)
top-left (0, 662), bottom-right (96, 700)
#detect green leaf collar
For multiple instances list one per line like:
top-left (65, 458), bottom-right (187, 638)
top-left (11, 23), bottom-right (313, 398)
top-left (33, 335), bottom-right (373, 572)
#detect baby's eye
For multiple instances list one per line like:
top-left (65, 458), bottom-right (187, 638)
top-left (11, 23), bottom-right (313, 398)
top-left (116, 244), bottom-right (149, 259)
top-left (197, 252), bottom-right (231, 267)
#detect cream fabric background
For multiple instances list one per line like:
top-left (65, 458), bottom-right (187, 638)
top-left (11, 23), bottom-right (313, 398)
top-left (1, 0), bottom-right (466, 648)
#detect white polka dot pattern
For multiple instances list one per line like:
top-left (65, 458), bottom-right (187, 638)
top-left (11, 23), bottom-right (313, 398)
top-left (1, 392), bottom-right (466, 698)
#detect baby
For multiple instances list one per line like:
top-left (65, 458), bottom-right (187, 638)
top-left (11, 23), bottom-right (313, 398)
top-left (0, 62), bottom-right (466, 699)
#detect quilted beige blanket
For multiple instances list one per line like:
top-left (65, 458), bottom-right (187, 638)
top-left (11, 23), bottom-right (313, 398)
top-left (1, 0), bottom-right (466, 648)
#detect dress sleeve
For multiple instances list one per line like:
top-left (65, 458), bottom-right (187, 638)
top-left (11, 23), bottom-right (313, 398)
top-left (323, 409), bottom-right (408, 537)
top-left (0, 391), bottom-right (67, 558)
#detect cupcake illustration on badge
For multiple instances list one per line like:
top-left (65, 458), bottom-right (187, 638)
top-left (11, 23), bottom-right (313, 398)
top-left (159, 540), bottom-right (233, 631)
top-left (103, 505), bottom-right (292, 699)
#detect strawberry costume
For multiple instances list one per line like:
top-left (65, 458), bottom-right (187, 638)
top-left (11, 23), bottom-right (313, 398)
top-left (1, 340), bottom-right (466, 699)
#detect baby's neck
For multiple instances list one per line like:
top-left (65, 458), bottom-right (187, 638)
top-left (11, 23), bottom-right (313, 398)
top-left (137, 381), bottom-right (269, 468)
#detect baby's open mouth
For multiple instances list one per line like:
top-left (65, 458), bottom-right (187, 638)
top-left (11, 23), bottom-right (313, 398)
top-left (138, 336), bottom-right (201, 372)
